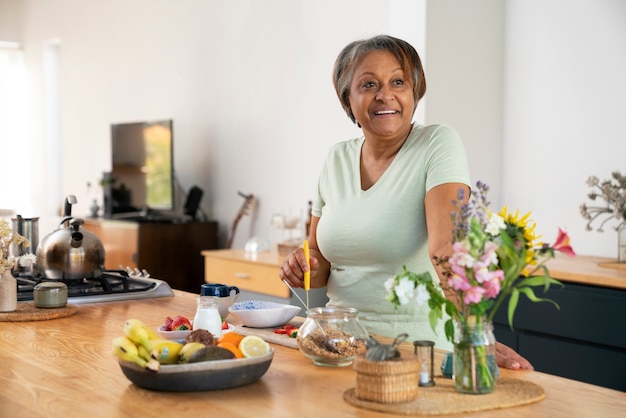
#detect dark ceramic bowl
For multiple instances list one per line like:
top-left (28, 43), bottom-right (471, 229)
top-left (118, 348), bottom-right (274, 391)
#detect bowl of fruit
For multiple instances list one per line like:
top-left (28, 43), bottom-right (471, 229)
top-left (114, 319), bottom-right (274, 391)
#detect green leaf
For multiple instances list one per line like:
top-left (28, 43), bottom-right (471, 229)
top-left (517, 287), bottom-right (561, 310)
top-left (444, 318), bottom-right (455, 342)
top-left (516, 275), bottom-right (563, 291)
top-left (507, 288), bottom-right (519, 329)
top-left (428, 305), bottom-right (442, 333)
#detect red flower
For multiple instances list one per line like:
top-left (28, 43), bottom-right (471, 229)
top-left (553, 228), bottom-right (576, 257)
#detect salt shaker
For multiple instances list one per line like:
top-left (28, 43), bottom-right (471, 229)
top-left (193, 296), bottom-right (223, 337)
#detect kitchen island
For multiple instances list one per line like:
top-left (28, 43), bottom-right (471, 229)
top-left (1, 290), bottom-right (624, 418)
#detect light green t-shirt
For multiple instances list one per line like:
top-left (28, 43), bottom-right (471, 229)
top-left (313, 123), bottom-right (471, 350)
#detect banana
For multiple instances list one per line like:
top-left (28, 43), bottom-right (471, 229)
top-left (178, 342), bottom-right (207, 363)
top-left (144, 325), bottom-right (162, 341)
top-left (112, 336), bottom-right (159, 371)
top-left (137, 344), bottom-right (157, 362)
top-left (151, 340), bottom-right (184, 364)
top-left (123, 319), bottom-right (154, 352)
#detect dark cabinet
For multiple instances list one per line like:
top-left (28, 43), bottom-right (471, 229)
top-left (84, 219), bottom-right (219, 293)
top-left (492, 281), bottom-right (626, 391)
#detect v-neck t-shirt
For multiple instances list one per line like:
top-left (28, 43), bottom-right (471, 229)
top-left (312, 123), bottom-right (471, 349)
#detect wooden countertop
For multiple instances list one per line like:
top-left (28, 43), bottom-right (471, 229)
top-left (202, 249), bottom-right (626, 291)
top-left (1, 291), bottom-right (624, 418)
top-left (546, 254), bottom-right (626, 290)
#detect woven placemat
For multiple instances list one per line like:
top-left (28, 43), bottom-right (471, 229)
top-left (344, 376), bottom-right (545, 415)
top-left (0, 303), bottom-right (77, 322)
top-left (598, 262), bottom-right (626, 271)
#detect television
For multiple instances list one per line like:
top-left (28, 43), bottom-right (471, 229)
top-left (108, 119), bottom-right (175, 218)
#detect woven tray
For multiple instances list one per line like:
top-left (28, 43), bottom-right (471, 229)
top-left (0, 303), bottom-right (77, 322)
top-left (344, 376), bottom-right (545, 415)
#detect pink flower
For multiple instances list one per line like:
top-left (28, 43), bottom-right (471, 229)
top-left (553, 228), bottom-right (576, 257)
top-left (464, 286), bottom-right (485, 304)
top-left (451, 241), bottom-right (474, 268)
top-left (474, 266), bottom-right (491, 283)
top-left (483, 271), bottom-right (504, 299)
top-left (482, 242), bottom-right (500, 266)
top-left (449, 273), bottom-right (471, 292)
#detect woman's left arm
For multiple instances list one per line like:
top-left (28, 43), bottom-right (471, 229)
top-left (424, 183), bottom-right (534, 370)
top-left (424, 183), bottom-right (468, 304)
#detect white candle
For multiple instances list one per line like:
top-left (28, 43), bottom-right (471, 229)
top-left (420, 371), bottom-right (429, 384)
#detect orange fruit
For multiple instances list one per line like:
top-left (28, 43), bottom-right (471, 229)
top-left (217, 341), bottom-right (244, 358)
top-left (217, 331), bottom-right (245, 347)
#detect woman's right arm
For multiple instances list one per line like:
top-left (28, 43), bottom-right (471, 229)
top-left (278, 216), bottom-right (331, 289)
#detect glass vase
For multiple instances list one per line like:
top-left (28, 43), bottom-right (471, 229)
top-left (618, 223), bottom-right (626, 263)
top-left (453, 318), bottom-right (497, 394)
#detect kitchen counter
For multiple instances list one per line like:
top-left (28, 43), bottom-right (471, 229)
top-left (1, 291), bottom-right (624, 418)
top-left (546, 254), bottom-right (626, 290)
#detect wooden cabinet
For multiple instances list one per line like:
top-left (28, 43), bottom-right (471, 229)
top-left (84, 219), bottom-right (218, 293)
top-left (202, 249), bottom-right (329, 307)
top-left (202, 249), bottom-right (289, 298)
top-left (492, 256), bottom-right (626, 392)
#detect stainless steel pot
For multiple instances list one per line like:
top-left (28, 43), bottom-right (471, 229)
top-left (36, 196), bottom-right (106, 279)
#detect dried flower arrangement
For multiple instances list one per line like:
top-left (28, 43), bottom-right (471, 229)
top-left (580, 171), bottom-right (626, 232)
top-left (0, 220), bottom-right (29, 274)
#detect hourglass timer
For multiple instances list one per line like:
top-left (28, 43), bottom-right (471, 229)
top-left (413, 340), bottom-right (435, 387)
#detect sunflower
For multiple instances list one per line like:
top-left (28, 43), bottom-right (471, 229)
top-left (498, 206), bottom-right (542, 272)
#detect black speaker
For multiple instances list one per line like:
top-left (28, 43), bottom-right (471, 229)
top-left (184, 186), bottom-right (204, 220)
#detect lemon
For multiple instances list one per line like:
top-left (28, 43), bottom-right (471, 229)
top-left (238, 335), bottom-right (270, 358)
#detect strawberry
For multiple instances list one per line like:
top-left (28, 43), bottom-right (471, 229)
top-left (164, 316), bottom-right (174, 331)
top-left (171, 315), bottom-right (192, 331)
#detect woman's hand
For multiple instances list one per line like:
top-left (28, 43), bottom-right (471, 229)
top-left (279, 247), bottom-right (319, 288)
top-left (496, 342), bottom-right (533, 370)
top-left (279, 216), bottom-right (330, 288)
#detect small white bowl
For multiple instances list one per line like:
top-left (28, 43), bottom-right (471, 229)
top-left (157, 326), bottom-right (191, 341)
top-left (228, 300), bottom-right (301, 328)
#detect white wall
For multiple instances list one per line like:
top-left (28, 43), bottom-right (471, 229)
top-left (503, 0), bottom-right (626, 257)
top-left (425, 0), bottom-right (504, 201)
top-left (1, 0), bottom-right (427, 247)
top-left (2, 0), bottom-right (625, 259)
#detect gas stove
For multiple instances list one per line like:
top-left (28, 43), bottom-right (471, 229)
top-left (16, 270), bottom-right (175, 304)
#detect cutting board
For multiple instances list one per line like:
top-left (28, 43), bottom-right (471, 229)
top-left (234, 317), bottom-right (304, 349)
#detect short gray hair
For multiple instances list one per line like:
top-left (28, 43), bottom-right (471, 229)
top-left (332, 35), bottom-right (426, 124)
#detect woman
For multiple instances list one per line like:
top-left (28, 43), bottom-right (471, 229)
top-left (279, 35), bottom-right (531, 370)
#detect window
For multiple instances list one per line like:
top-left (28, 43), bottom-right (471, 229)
top-left (0, 42), bottom-right (32, 215)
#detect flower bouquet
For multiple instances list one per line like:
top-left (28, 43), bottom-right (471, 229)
top-left (385, 181), bottom-right (575, 394)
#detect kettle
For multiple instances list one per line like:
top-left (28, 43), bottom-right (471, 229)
top-left (36, 195), bottom-right (106, 279)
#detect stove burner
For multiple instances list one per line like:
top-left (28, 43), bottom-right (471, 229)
top-left (16, 269), bottom-right (165, 302)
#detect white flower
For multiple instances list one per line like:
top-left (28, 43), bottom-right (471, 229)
top-left (19, 253), bottom-right (37, 267)
top-left (486, 213), bottom-right (505, 236)
top-left (394, 276), bottom-right (416, 305)
top-left (413, 283), bottom-right (430, 305)
top-left (384, 277), bottom-right (396, 294)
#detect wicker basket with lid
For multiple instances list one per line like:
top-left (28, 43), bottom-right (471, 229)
top-left (353, 354), bottom-right (419, 403)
